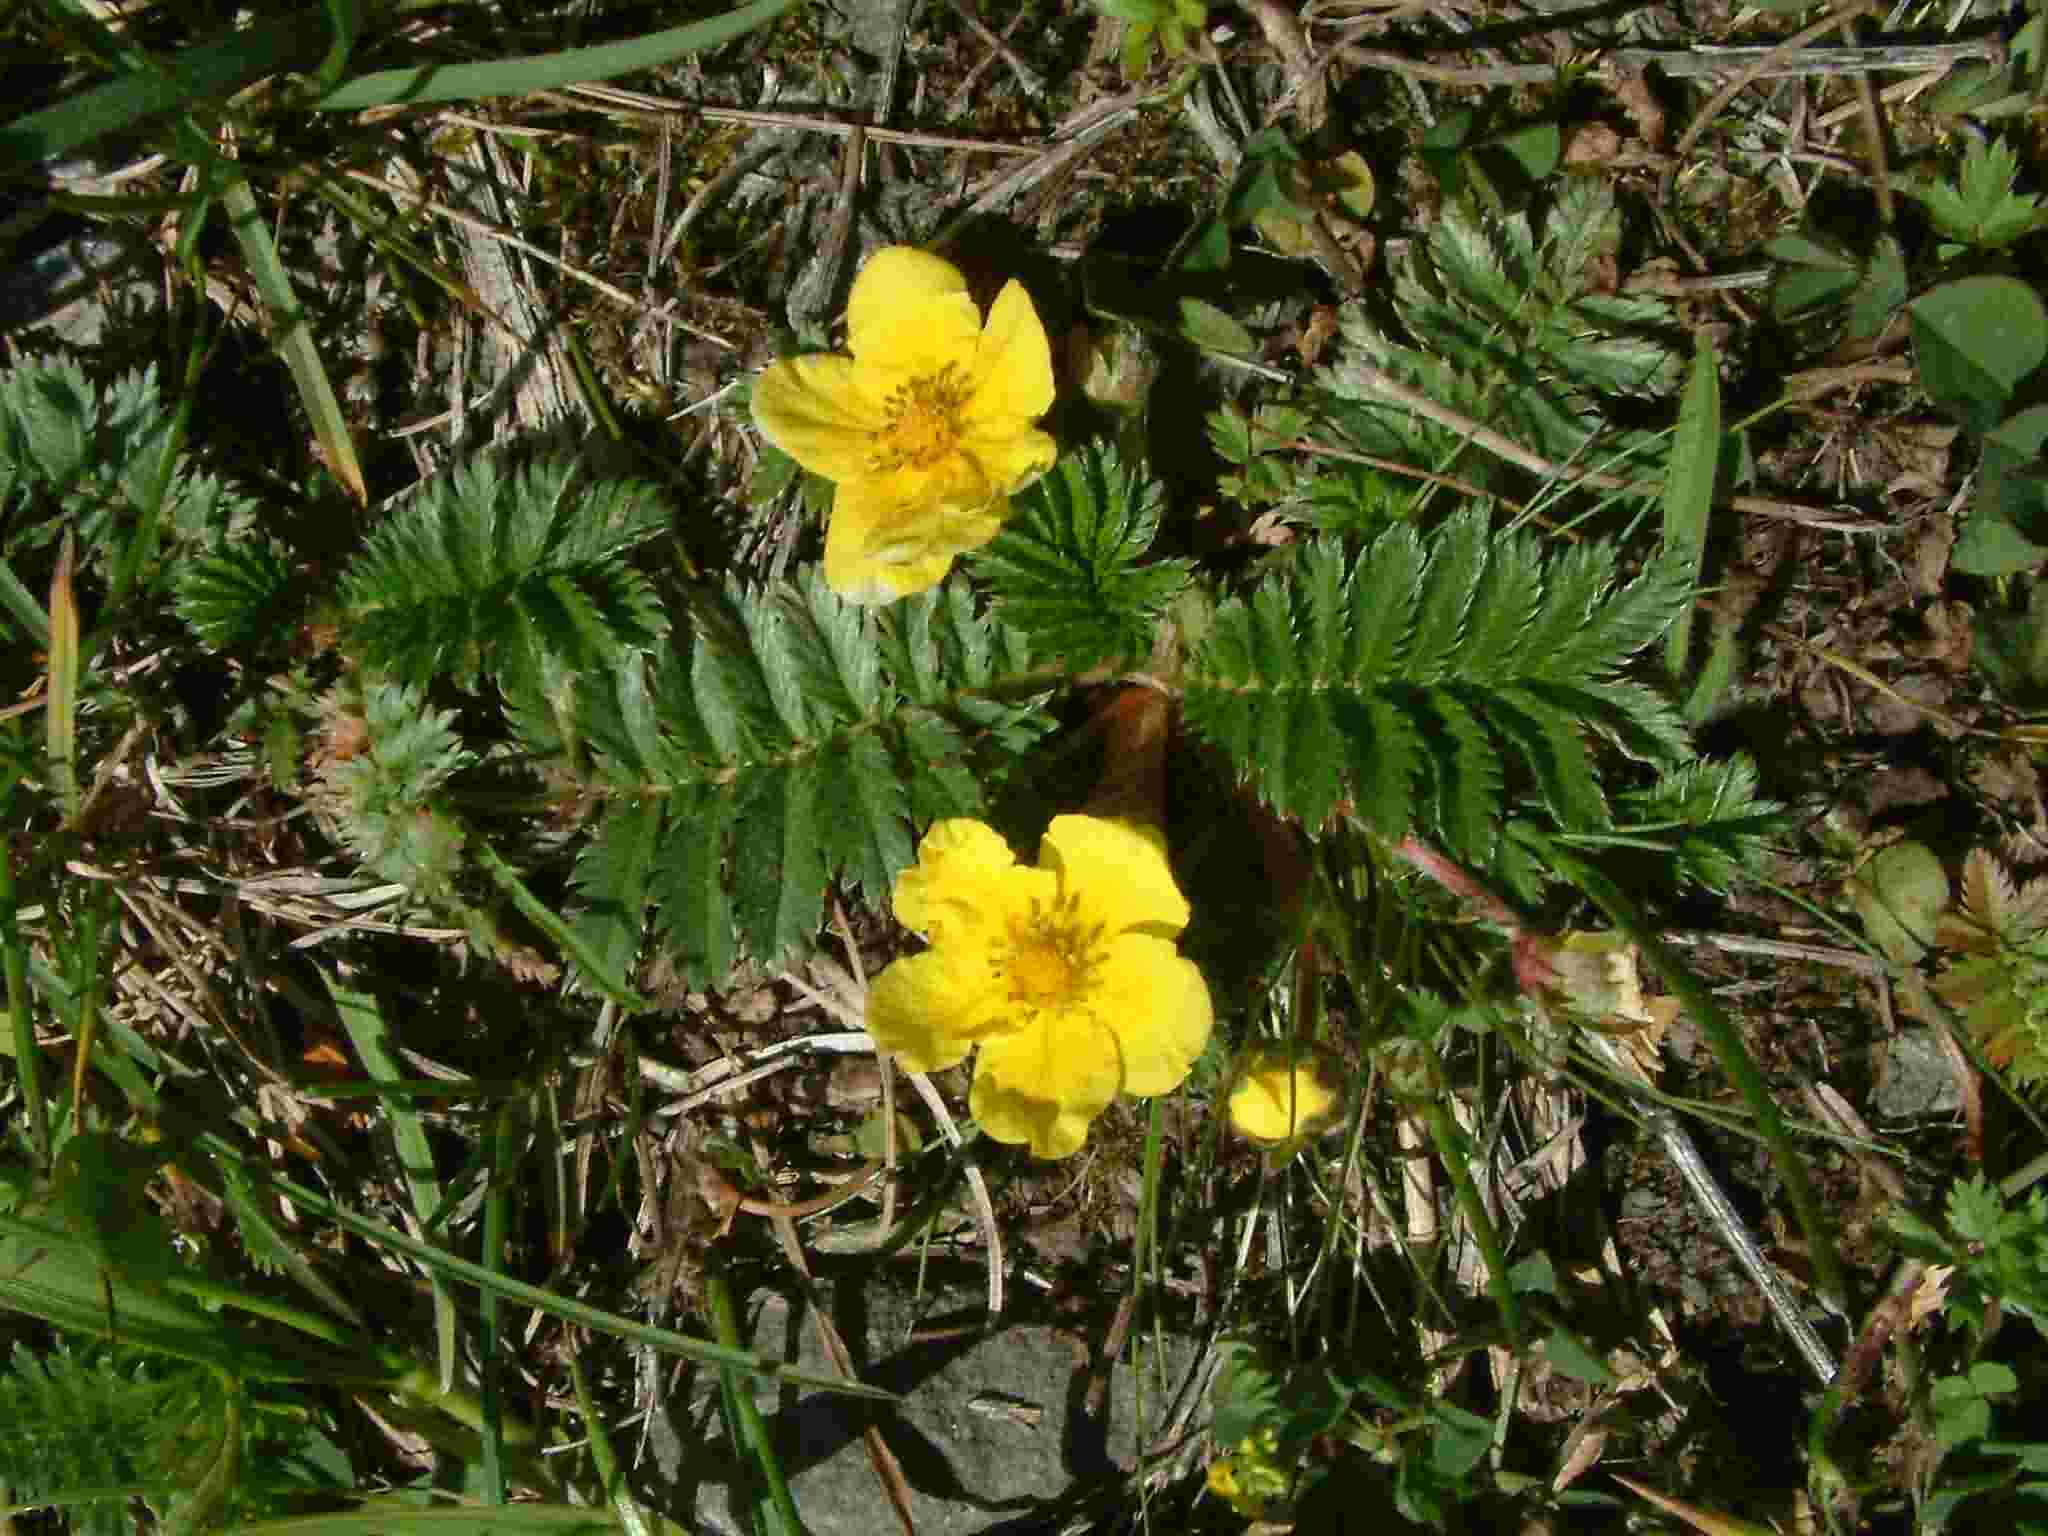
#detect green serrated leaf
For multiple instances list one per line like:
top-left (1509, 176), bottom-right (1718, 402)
top-left (973, 444), bottom-right (1187, 669)
top-left (1900, 138), bottom-right (2048, 249)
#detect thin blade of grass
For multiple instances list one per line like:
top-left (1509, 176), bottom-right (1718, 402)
top-left (64, 883), bottom-right (113, 1125)
top-left (311, 0), bottom-right (364, 94)
top-left (310, 0), bottom-right (800, 111)
top-left (1662, 331), bottom-right (1719, 676)
top-left (46, 531), bottom-right (80, 827)
top-left (206, 1144), bottom-right (896, 1396)
top-left (228, 1506), bottom-right (621, 1536)
top-left (0, 557), bottom-right (49, 647)
top-left (478, 1099), bottom-right (523, 1505)
top-left (476, 842), bottom-right (648, 1011)
top-left (0, 16), bottom-right (321, 172)
top-left (219, 176), bottom-right (367, 505)
top-left (0, 849), bottom-right (49, 1167)
top-left (569, 1353), bottom-right (656, 1536)
top-left (0, 1210), bottom-right (369, 1381)
top-left (326, 978), bottom-right (459, 1391)
top-left (1417, 1096), bottom-right (1523, 1347)
top-left (707, 1266), bottom-right (805, 1536)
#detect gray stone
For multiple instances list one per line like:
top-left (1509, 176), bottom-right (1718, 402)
top-left (1873, 1029), bottom-right (1963, 1121)
top-left (666, 1279), bottom-right (1195, 1536)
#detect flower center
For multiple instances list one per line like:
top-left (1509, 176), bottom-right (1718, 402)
top-left (871, 364), bottom-right (970, 474)
top-left (997, 897), bottom-right (1106, 1015)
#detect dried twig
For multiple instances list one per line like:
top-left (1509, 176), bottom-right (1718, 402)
top-left (945, 86), bottom-right (1157, 230)
top-left (1662, 0), bottom-right (1878, 208)
top-left (1319, 33), bottom-right (1990, 90)
top-left (944, 0), bottom-right (1043, 98)
top-left (1839, 10), bottom-right (1896, 225)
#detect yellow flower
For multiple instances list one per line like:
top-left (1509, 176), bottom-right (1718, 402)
top-left (1227, 1047), bottom-right (1341, 1144)
top-left (751, 246), bottom-right (1057, 604)
top-left (1206, 1429), bottom-right (1291, 1519)
top-left (867, 815), bottom-right (1212, 1158)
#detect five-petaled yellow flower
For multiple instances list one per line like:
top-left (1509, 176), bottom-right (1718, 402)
top-left (1227, 1048), bottom-right (1341, 1144)
top-left (751, 246), bottom-right (1057, 604)
top-left (867, 815), bottom-right (1212, 1158)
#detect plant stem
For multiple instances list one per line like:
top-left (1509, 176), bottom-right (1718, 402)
top-left (1416, 1097), bottom-right (1522, 1347)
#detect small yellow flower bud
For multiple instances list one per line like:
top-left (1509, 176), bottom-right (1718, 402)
top-left (1227, 1047), bottom-right (1341, 1143)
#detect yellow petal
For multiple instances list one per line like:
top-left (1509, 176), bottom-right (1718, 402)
top-left (965, 279), bottom-right (1056, 428)
top-left (971, 1010), bottom-right (1122, 1158)
top-left (867, 948), bottom-right (1006, 1073)
top-left (1227, 1048), bottom-right (1341, 1143)
top-left (1093, 935), bottom-right (1212, 1096)
top-left (751, 355), bottom-right (883, 481)
top-left (960, 424), bottom-right (1057, 499)
top-left (847, 247), bottom-right (982, 379)
top-left (823, 472), bottom-right (1010, 605)
top-left (1042, 815), bottom-right (1190, 936)
top-left (893, 819), bottom-right (1034, 938)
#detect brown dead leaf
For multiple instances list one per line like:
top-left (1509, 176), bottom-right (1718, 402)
top-left (1612, 1476), bottom-right (1779, 1536)
top-left (1910, 599), bottom-right (1973, 673)
top-left (1563, 123), bottom-right (1625, 167)
top-left (1889, 423), bottom-right (1959, 503)
top-left (1863, 673), bottom-right (1954, 737)
top-left (1299, 303), bottom-right (1340, 368)
top-left (1909, 1265), bottom-right (1953, 1330)
top-left (501, 945), bottom-right (564, 988)
top-left (1554, 1414), bottom-right (1610, 1492)
top-left (1908, 511), bottom-right (1956, 596)
top-left (1247, 510), bottom-right (1296, 547)
top-left (1608, 67), bottom-right (1667, 148)
top-left (1547, 930), bottom-right (1675, 1075)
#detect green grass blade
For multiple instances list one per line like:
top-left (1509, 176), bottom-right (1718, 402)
top-left (230, 1506), bottom-right (620, 1536)
top-left (64, 884), bottom-right (114, 1128)
top-left (707, 1267), bottom-right (805, 1536)
top-left (476, 842), bottom-right (649, 1011)
top-left (0, 1209), bottom-right (371, 1381)
top-left (479, 1100), bottom-right (523, 1505)
top-left (207, 1145), bottom-right (894, 1398)
top-left (570, 1352), bottom-right (656, 1536)
top-left (326, 977), bottom-right (459, 1390)
top-left (1661, 331), bottom-right (1719, 676)
top-left (1418, 1097), bottom-right (1522, 1347)
top-left (219, 176), bottom-right (367, 505)
top-left (0, 849), bottom-right (48, 1167)
top-left (311, 0), bottom-right (800, 109)
top-left (0, 557), bottom-right (50, 647)
top-left (311, 0), bottom-right (365, 94)
top-left (0, 16), bottom-right (321, 173)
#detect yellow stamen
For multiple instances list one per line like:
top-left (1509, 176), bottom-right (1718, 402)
top-left (996, 897), bottom-right (1106, 1014)
top-left (871, 364), bottom-right (970, 473)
